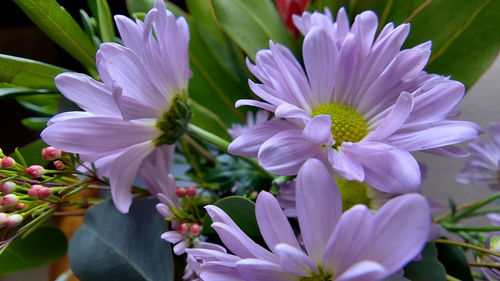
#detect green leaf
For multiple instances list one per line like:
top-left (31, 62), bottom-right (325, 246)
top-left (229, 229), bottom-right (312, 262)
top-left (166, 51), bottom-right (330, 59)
top-left (353, 0), bottom-right (500, 89)
top-left (68, 199), bottom-right (174, 281)
top-left (209, 0), bottom-right (298, 61)
top-left (126, 0), bottom-right (155, 16)
top-left (383, 275), bottom-right (411, 281)
top-left (21, 117), bottom-right (50, 131)
top-left (13, 0), bottom-right (98, 74)
top-left (0, 55), bottom-right (67, 90)
top-left (16, 94), bottom-right (60, 116)
top-left (10, 139), bottom-right (48, 166)
top-left (0, 227), bottom-right (67, 275)
top-left (0, 83), bottom-right (54, 99)
top-left (190, 99), bottom-right (229, 139)
top-left (404, 243), bottom-right (447, 281)
top-left (88, 0), bottom-right (115, 42)
top-left (202, 196), bottom-right (261, 237)
top-left (436, 243), bottom-right (474, 281)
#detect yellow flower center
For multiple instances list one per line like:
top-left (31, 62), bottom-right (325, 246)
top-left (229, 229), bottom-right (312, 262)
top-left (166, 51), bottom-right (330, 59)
top-left (312, 103), bottom-right (367, 148)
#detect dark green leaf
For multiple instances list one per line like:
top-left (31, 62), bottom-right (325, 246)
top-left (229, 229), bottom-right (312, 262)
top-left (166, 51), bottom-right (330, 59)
top-left (0, 83), bottom-right (54, 99)
top-left (88, 0), bottom-right (115, 42)
top-left (404, 243), bottom-right (447, 281)
top-left (209, 0), bottom-right (298, 60)
top-left (436, 243), bottom-right (474, 281)
top-left (190, 99), bottom-right (229, 139)
top-left (13, 0), bottom-right (98, 74)
top-left (68, 199), bottom-right (174, 281)
top-left (202, 196), bottom-right (261, 237)
top-left (10, 139), bottom-right (48, 166)
top-left (126, 0), bottom-right (155, 16)
top-left (0, 227), bottom-right (67, 275)
top-left (21, 117), bottom-right (50, 131)
top-left (16, 94), bottom-right (60, 116)
top-left (383, 275), bottom-right (411, 281)
top-left (0, 55), bottom-right (67, 90)
top-left (80, 9), bottom-right (102, 49)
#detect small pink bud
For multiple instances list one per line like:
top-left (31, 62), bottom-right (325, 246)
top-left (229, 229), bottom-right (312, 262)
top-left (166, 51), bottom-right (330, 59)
top-left (186, 186), bottom-right (196, 197)
top-left (190, 223), bottom-right (201, 235)
top-left (1, 157), bottom-right (15, 168)
top-left (0, 213), bottom-right (6, 226)
top-left (37, 187), bottom-right (52, 200)
top-left (5, 214), bottom-right (23, 228)
top-left (28, 185), bottom-right (42, 198)
top-left (27, 165), bottom-right (45, 178)
top-left (16, 203), bottom-right (27, 209)
top-left (178, 222), bottom-right (189, 234)
top-left (176, 187), bottom-right (187, 198)
top-left (0, 181), bottom-right (16, 194)
top-left (53, 160), bottom-right (65, 170)
top-left (1, 194), bottom-right (19, 207)
top-left (41, 147), bottom-right (62, 161)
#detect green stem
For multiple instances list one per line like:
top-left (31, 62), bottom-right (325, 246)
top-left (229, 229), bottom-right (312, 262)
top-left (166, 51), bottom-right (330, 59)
top-left (443, 224), bottom-right (500, 232)
top-left (187, 123), bottom-right (276, 179)
top-left (469, 261), bottom-right (500, 269)
top-left (465, 208), bottom-right (500, 218)
top-left (449, 192), bottom-right (500, 223)
top-left (435, 239), bottom-right (500, 257)
top-left (445, 275), bottom-right (461, 281)
top-left (180, 136), bottom-right (203, 178)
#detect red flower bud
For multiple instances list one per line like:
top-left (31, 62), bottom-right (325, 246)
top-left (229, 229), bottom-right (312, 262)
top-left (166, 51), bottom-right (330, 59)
top-left (186, 186), bottom-right (196, 197)
top-left (41, 147), bottom-right (62, 161)
top-left (176, 187), bottom-right (187, 198)
top-left (275, 0), bottom-right (309, 38)
top-left (178, 222), bottom-right (189, 234)
top-left (27, 165), bottom-right (45, 178)
top-left (5, 214), bottom-right (23, 228)
top-left (1, 194), bottom-right (19, 207)
top-left (190, 223), bottom-right (201, 235)
top-left (1, 157), bottom-right (15, 168)
top-left (28, 185), bottom-right (42, 198)
top-left (0, 181), bottom-right (16, 194)
top-left (37, 187), bottom-right (52, 200)
top-left (53, 160), bottom-right (65, 170)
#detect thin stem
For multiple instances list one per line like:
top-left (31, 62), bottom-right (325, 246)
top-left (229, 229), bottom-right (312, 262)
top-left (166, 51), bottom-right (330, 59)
top-left (445, 275), bottom-right (461, 281)
top-left (443, 224), bottom-right (500, 232)
top-left (465, 208), bottom-right (500, 218)
top-left (434, 192), bottom-right (500, 223)
top-left (435, 239), bottom-right (500, 257)
top-left (180, 137), bottom-right (203, 178)
top-left (183, 135), bottom-right (216, 164)
top-left (449, 192), bottom-right (500, 223)
top-left (187, 123), bottom-right (276, 179)
top-left (469, 261), bottom-right (500, 269)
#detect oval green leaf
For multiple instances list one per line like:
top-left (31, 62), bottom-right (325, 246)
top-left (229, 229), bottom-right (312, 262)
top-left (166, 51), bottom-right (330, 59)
top-left (404, 243), bottom-right (447, 281)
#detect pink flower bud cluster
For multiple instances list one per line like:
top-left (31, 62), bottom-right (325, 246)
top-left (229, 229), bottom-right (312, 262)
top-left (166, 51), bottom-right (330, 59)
top-left (0, 213), bottom-right (23, 228)
top-left (0, 181), bottom-right (16, 194)
top-left (177, 222), bottom-right (201, 236)
top-left (27, 165), bottom-right (45, 178)
top-left (1, 194), bottom-right (18, 207)
top-left (41, 147), bottom-right (62, 161)
top-left (0, 157), bottom-right (15, 168)
top-left (175, 186), bottom-right (196, 198)
top-left (28, 185), bottom-right (52, 200)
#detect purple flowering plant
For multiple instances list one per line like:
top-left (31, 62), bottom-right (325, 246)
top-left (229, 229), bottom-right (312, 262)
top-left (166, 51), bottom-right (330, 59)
top-left (0, 0), bottom-right (499, 280)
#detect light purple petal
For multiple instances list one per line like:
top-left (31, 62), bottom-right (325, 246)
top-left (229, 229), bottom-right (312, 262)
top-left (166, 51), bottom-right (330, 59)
top-left (173, 240), bottom-right (188, 255)
top-left (359, 193), bottom-right (431, 275)
top-left (424, 145), bottom-right (470, 158)
top-left (302, 115), bottom-right (332, 145)
top-left (235, 99), bottom-right (276, 112)
top-left (161, 230), bottom-right (183, 244)
top-left (200, 262), bottom-right (245, 281)
top-left (322, 205), bottom-right (374, 275)
top-left (47, 111), bottom-right (94, 125)
top-left (109, 141), bottom-right (156, 213)
top-left (296, 158), bottom-right (342, 264)
top-left (228, 120), bottom-right (297, 158)
top-left (351, 11), bottom-right (378, 58)
top-left (236, 259), bottom-right (296, 281)
top-left (258, 130), bottom-right (324, 176)
top-left (114, 15), bottom-right (145, 55)
top-left (335, 261), bottom-right (387, 281)
top-left (255, 191), bottom-right (300, 251)
top-left (139, 145), bottom-right (176, 201)
top-left (329, 148), bottom-right (364, 181)
top-left (274, 243), bottom-right (317, 276)
top-left (344, 142), bottom-right (421, 193)
top-left (274, 103), bottom-right (312, 124)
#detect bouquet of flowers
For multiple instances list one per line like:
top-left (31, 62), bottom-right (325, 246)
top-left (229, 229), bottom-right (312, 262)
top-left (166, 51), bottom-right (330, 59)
top-left (0, 0), bottom-right (499, 280)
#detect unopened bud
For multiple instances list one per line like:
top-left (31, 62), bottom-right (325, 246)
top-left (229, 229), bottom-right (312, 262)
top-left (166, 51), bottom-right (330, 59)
top-left (190, 223), bottom-right (201, 235)
top-left (178, 222), bottom-right (189, 234)
top-left (0, 181), bottom-right (16, 194)
top-left (37, 187), bottom-right (52, 200)
top-left (0, 213), bottom-right (6, 226)
top-left (53, 160), bottom-right (65, 170)
top-left (28, 185), bottom-right (42, 198)
top-left (5, 214), bottom-right (23, 228)
top-left (16, 203), bottom-right (27, 209)
top-left (41, 147), bottom-right (62, 161)
top-left (1, 194), bottom-right (19, 207)
top-left (186, 186), bottom-right (196, 197)
top-left (176, 187), bottom-right (187, 198)
top-left (27, 165), bottom-right (45, 178)
top-left (1, 157), bottom-right (15, 168)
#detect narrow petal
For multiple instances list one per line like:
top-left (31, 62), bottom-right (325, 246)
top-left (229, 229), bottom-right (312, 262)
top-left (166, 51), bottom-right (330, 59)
top-left (322, 205), bottom-right (374, 274)
top-left (274, 243), bottom-right (317, 276)
top-left (114, 15), bottom-right (144, 55)
top-left (424, 145), bottom-right (470, 158)
top-left (258, 130), bottom-right (324, 176)
top-left (236, 259), bottom-right (297, 281)
top-left (139, 145), bottom-right (176, 200)
top-left (235, 99), bottom-right (276, 112)
top-left (329, 147), bottom-right (364, 181)
top-left (335, 261), bottom-right (387, 281)
top-left (200, 262), bottom-right (245, 281)
top-left (359, 194), bottom-right (431, 275)
top-left (47, 111), bottom-right (93, 125)
top-left (275, 103), bottom-right (312, 124)
top-left (255, 191), bottom-right (300, 251)
top-left (228, 120), bottom-right (297, 158)
top-left (296, 158), bottom-right (342, 263)
top-left (302, 115), bottom-right (333, 145)
top-left (344, 142), bottom-right (421, 193)
top-left (161, 230), bottom-right (183, 244)
top-left (109, 141), bottom-right (156, 213)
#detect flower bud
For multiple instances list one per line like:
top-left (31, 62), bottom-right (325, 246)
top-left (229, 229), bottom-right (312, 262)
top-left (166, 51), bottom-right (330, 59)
top-left (186, 186), bottom-right (196, 197)
top-left (1, 157), bottom-right (15, 168)
top-left (176, 187), bottom-right (187, 198)
top-left (37, 187), bottom-right (52, 200)
top-left (0, 181), bottom-right (16, 194)
top-left (0, 213), bottom-right (6, 226)
top-left (27, 165), bottom-right (45, 178)
top-left (41, 147), bottom-right (62, 161)
top-left (1, 194), bottom-right (19, 207)
top-left (5, 214), bottom-right (23, 228)
top-left (16, 203), bottom-right (27, 209)
top-left (190, 223), bottom-right (201, 235)
top-left (178, 222), bottom-right (189, 234)
top-left (53, 160), bottom-right (65, 170)
top-left (28, 185), bottom-right (42, 198)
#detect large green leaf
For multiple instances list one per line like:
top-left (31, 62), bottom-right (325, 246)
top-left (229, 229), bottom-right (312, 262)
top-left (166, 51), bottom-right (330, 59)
top-left (436, 243), bottom-right (474, 281)
top-left (68, 199), bottom-right (174, 281)
top-left (13, 0), bottom-right (98, 74)
top-left (210, 0), bottom-right (298, 61)
top-left (10, 139), bottom-right (49, 166)
top-left (87, 0), bottom-right (116, 42)
top-left (353, 0), bottom-right (500, 89)
top-left (0, 227), bottom-right (67, 275)
top-left (404, 243), bottom-right (447, 281)
top-left (202, 196), bottom-right (261, 237)
top-left (16, 94), bottom-right (60, 116)
top-left (0, 55), bottom-right (67, 90)
top-left (190, 99), bottom-right (229, 139)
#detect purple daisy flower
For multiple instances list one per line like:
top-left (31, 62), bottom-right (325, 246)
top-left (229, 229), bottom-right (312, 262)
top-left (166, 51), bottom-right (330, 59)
top-left (456, 122), bottom-right (500, 191)
top-left (229, 8), bottom-right (481, 194)
top-left (187, 158), bottom-right (431, 281)
top-left (41, 0), bottom-right (190, 213)
top-left (228, 110), bottom-right (270, 140)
